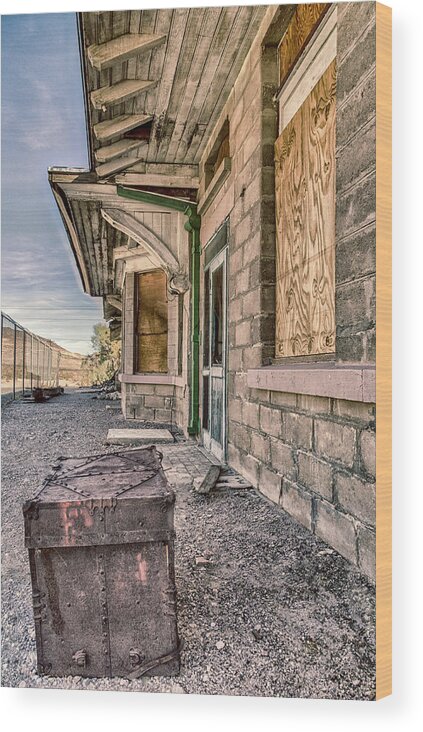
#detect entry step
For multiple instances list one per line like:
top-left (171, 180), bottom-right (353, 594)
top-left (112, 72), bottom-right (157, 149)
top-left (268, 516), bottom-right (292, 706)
top-left (106, 428), bottom-right (174, 445)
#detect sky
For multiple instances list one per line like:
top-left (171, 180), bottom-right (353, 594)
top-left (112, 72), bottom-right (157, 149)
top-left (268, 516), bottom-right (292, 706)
top-left (1, 13), bottom-right (104, 355)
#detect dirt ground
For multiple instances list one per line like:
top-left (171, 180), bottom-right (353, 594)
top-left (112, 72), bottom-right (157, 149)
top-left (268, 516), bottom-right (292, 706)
top-left (1, 390), bottom-right (375, 699)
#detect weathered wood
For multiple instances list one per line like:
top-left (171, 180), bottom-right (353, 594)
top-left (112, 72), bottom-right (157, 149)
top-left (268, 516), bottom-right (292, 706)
top-left (94, 114), bottom-right (153, 142)
top-left (115, 172), bottom-right (199, 189)
top-left (88, 33), bottom-right (167, 71)
top-left (278, 3), bottom-right (330, 86)
top-left (136, 270), bottom-right (168, 374)
top-left (176, 6), bottom-right (238, 162)
top-left (24, 447), bottom-right (180, 678)
top-left (91, 79), bottom-right (156, 111)
top-left (101, 208), bottom-right (179, 271)
top-left (95, 139), bottom-right (148, 164)
top-left (275, 59), bottom-right (336, 357)
top-left (96, 155), bottom-right (144, 179)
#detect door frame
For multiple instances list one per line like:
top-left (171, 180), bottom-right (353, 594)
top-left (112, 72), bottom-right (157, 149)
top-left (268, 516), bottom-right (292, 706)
top-left (202, 245), bottom-right (228, 462)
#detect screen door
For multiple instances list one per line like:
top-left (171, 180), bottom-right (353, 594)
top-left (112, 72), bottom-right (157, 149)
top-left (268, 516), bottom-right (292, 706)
top-left (202, 247), bottom-right (227, 461)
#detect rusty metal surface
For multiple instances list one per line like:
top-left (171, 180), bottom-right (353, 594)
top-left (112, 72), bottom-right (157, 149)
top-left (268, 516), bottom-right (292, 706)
top-left (24, 446), bottom-right (180, 679)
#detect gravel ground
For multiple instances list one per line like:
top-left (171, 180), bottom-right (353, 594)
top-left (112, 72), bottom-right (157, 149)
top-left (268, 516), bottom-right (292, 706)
top-left (1, 389), bottom-right (375, 699)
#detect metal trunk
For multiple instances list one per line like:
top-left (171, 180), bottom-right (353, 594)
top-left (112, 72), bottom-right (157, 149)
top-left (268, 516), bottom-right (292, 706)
top-left (23, 446), bottom-right (180, 679)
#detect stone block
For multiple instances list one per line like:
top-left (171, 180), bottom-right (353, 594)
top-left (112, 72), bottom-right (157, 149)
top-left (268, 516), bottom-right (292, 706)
top-left (336, 276), bottom-right (375, 331)
top-left (360, 429), bottom-right (376, 477)
top-left (337, 67), bottom-right (376, 150)
top-left (281, 479), bottom-right (312, 531)
top-left (314, 419), bottom-right (356, 467)
top-left (258, 466), bottom-right (282, 504)
top-left (242, 401), bottom-right (260, 430)
top-left (337, 20), bottom-right (376, 105)
top-left (336, 171), bottom-right (376, 240)
top-left (229, 422), bottom-right (251, 453)
top-left (357, 524), bottom-right (376, 582)
top-left (228, 398), bottom-right (242, 424)
top-left (298, 451), bottom-right (333, 501)
top-left (280, 412), bottom-right (313, 450)
top-left (242, 345), bottom-right (262, 370)
top-left (235, 320), bottom-right (251, 347)
top-left (250, 431), bottom-right (270, 463)
top-left (335, 472), bottom-right (376, 527)
top-left (336, 223), bottom-right (376, 286)
top-left (259, 405), bottom-right (281, 438)
top-left (133, 406), bottom-right (155, 421)
top-left (269, 439), bottom-right (296, 479)
top-left (315, 500), bottom-right (357, 565)
top-left (337, 1), bottom-right (376, 62)
top-left (335, 333), bottom-right (365, 363)
top-left (242, 287), bottom-right (261, 319)
top-left (337, 121), bottom-right (375, 195)
top-left (270, 391), bottom-right (297, 409)
top-left (144, 395), bottom-right (165, 409)
top-left (297, 394), bottom-right (331, 415)
top-left (155, 409), bottom-right (173, 423)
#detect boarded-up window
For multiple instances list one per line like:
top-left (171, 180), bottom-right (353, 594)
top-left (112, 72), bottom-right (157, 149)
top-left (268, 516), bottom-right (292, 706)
top-left (275, 59), bottom-right (336, 357)
top-left (136, 270), bottom-right (168, 373)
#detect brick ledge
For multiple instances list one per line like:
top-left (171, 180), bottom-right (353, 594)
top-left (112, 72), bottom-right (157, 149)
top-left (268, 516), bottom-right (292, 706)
top-left (247, 364), bottom-right (375, 403)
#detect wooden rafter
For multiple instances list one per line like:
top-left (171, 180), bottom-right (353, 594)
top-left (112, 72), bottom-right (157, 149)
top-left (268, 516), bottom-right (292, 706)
top-left (95, 139), bottom-right (148, 164)
top-left (91, 80), bottom-right (156, 111)
top-left (93, 114), bottom-right (153, 142)
top-left (87, 33), bottom-right (167, 71)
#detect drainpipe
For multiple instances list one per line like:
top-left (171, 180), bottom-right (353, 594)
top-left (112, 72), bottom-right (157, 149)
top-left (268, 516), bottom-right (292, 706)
top-left (116, 185), bottom-right (201, 436)
top-left (184, 208), bottom-right (201, 436)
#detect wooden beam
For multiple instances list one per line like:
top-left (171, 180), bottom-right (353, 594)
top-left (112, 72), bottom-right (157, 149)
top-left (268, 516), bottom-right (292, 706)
top-left (93, 114), bottom-right (153, 143)
top-left (102, 207), bottom-right (180, 272)
top-left (115, 172), bottom-right (199, 188)
top-left (96, 155), bottom-right (143, 179)
top-left (91, 79), bottom-right (156, 112)
top-left (106, 295), bottom-right (122, 312)
top-left (87, 33), bottom-right (167, 71)
top-left (95, 139), bottom-right (148, 164)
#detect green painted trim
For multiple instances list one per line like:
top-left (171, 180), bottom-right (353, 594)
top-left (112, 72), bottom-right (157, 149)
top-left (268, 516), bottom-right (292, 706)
top-left (117, 185), bottom-right (201, 436)
top-left (185, 211), bottom-right (201, 436)
top-left (117, 185), bottom-right (191, 213)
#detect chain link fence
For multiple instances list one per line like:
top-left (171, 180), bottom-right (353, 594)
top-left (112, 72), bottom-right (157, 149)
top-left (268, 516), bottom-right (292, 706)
top-left (1, 311), bottom-right (62, 400)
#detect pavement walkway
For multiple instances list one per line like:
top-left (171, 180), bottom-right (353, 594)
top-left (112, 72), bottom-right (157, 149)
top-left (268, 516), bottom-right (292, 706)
top-left (1, 389), bottom-right (375, 698)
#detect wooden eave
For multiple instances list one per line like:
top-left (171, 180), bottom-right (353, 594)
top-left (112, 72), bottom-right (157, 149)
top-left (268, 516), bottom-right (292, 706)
top-left (77, 6), bottom-right (270, 184)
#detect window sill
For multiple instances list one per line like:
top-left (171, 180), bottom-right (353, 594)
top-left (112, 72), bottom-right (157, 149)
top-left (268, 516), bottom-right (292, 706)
top-left (119, 373), bottom-right (185, 387)
top-left (198, 157), bottom-right (231, 215)
top-left (247, 363), bottom-right (375, 403)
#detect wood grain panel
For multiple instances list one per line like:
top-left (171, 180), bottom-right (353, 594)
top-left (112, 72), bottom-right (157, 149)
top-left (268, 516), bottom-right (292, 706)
top-left (279, 3), bottom-right (330, 87)
top-left (275, 59), bottom-right (336, 357)
top-left (136, 269), bottom-right (168, 373)
top-left (375, 1), bottom-right (392, 702)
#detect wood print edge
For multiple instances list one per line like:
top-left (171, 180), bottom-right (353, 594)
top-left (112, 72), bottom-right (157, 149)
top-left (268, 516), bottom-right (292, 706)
top-left (375, 0), bottom-right (392, 702)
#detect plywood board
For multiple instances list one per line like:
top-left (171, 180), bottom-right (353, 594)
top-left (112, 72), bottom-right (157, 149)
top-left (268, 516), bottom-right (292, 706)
top-left (136, 270), bottom-right (168, 373)
top-left (275, 59), bottom-right (336, 357)
top-left (278, 3), bottom-right (330, 86)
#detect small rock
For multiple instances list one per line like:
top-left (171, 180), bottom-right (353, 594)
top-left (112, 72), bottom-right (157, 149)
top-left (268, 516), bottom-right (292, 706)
top-left (216, 640), bottom-right (225, 650)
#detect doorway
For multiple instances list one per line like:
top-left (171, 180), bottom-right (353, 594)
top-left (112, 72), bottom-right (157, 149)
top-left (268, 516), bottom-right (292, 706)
top-left (202, 245), bottom-right (228, 462)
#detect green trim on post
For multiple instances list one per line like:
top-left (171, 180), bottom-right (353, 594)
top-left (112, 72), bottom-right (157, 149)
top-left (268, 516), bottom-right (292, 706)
top-left (184, 209), bottom-right (201, 436)
top-left (117, 185), bottom-right (201, 436)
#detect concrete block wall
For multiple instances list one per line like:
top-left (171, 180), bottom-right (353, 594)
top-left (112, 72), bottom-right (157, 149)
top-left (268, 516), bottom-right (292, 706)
top-left (124, 382), bottom-right (177, 424)
top-left (335, 2), bottom-right (376, 363)
top-left (227, 393), bottom-right (376, 580)
top-left (198, 4), bottom-right (377, 581)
